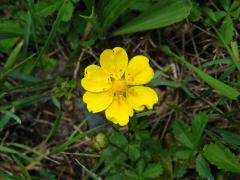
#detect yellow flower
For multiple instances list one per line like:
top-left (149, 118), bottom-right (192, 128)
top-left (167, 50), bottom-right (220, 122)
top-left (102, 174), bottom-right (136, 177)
top-left (81, 47), bottom-right (158, 126)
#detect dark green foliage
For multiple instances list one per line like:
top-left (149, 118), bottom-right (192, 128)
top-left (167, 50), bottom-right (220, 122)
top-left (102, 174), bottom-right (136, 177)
top-left (1, 0), bottom-right (240, 179)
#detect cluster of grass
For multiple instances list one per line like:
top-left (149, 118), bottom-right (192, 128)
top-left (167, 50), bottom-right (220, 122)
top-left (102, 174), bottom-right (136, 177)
top-left (1, 0), bottom-right (240, 179)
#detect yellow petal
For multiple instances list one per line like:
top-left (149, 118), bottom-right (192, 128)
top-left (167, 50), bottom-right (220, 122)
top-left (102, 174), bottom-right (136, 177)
top-left (83, 90), bottom-right (113, 113)
top-left (105, 95), bottom-right (133, 126)
top-left (126, 86), bottom-right (158, 111)
top-left (125, 55), bottom-right (154, 85)
top-left (100, 47), bottom-right (128, 80)
top-left (81, 65), bottom-right (112, 92)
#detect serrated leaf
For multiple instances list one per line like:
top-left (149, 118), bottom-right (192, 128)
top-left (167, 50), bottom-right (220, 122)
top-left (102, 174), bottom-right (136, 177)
top-left (217, 130), bottom-right (240, 147)
top-left (128, 144), bottom-right (141, 161)
top-left (203, 143), bottom-right (240, 172)
top-left (196, 154), bottom-right (214, 180)
top-left (113, 0), bottom-right (192, 35)
top-left (191, 112), bottom-right (208, 148)
top-left (110, 132), bottom-right (128, 147)
top-left (124, 170), bottom-right (139, 179)
top-left (172, 120), bottom-right (194, 149)
top-left (174, 146), bottom-right (194, 160)
top-left (101, 146), bottom-right (127, 164)
top-left (174, 162), bottom-right (187, 178)
top-left (142, 163), bottom-right (163, 178)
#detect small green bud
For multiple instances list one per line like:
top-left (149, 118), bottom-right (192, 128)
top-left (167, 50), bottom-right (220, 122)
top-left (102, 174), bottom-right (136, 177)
top-left (92, 132), bottom-right (108, 151)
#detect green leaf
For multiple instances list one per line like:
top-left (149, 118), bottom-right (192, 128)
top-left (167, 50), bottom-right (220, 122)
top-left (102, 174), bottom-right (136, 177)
top-left (0, 145), bottom-right (33, 162)
top-left (150, 79), bottom-right (195, 98)
top-left (23, 11), bottom-right (32, 56)
top-left (201, 58), bottom-right (232, 68)
top-left (219, 0), bottom-right (231, 11)
top-left (129, 0), bottom-right (152, 12)
top-left (34, 0), bottom-right (61, 18)
top-left (136, 159), bottom-right (145, 174)
top-left (191, 112), bottom-right (208, 148)
top-left (203, 8), bottom-right (217, 22)
top-left (33, 0), bottom-right (66, 71)
top-left (4, 40), bottom-right (23, 69)
top-left (162, 46), bottom-right (240, 100)
top-left (44, 112), bottom-right (62, 143)
top-left (12, 155), bottom-right (32, 180)
top-left (172, 120), bottom-right (194, 149)
top-left (0, 109), bottom-right (21, 124)
top-left (174, 146), bottom-right (194, 160)
top-left (51, 96), bottom-right (61, 110)
top-left (196, 154), bottom-right (214, 180)
top-left (230, 2), bottom-right (240, 17)
top-left (189, 2), bottom-right (201, 22)
top-left (75, 159), bottom-right (99, 180)
top-left (124, 170), bottom-right (139, 179)
top-left (0, 20), bottom-right (23, 53)
top-left (62, 1), bottom-right (74, 22)
top-left (217, 130), bottom-right (240, 147)
top-left (10, 143), bottom-right (56, 163)
top-left (142, 163), bottom-right (163, 178)
top-left (0, 20), bottom-right (23, 39)
top-left (220, 15), bottom-right (234, 44)
top-left (135, 110), bottom-right (155, 118)
top-left (113, 0), bottom-right (192, 35)
top-left (12, 94), bottom-right (51, 109)
top-left (203, 143), bottom-right (240, 172)
top-left (0, 115), bottom-right (11, 129)
top-left (110, 132), bottom-right (128, 147)
top-left (173, 162), bottom-right (187, 178)
top-left (51, 124), bottom-right (105, 155)
top-left (128, 144), bottom-right (141, 161)
top-left (0, 67), bottom-right (41, 82)
top-left (101, 145), bottom-right (127, 164)
top-left (40, 56), bottom-right (58, 70)
top-left (99, 0), bottom-right (136, 31)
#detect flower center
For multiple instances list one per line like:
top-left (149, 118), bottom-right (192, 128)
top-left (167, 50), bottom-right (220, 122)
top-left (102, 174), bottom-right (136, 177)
top-left (112, 79), bottom-right (127, 95)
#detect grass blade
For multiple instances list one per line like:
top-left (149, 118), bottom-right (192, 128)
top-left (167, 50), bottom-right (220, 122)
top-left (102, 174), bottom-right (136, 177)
top-left (12, 155), bottom-right (32, 180)
top-left (50, 124), bottom-right (106, 155)
top-left (23, 11), bottom-right (32, 56)
top-left (0, 145), bottom-right (33, 162)
top-left (0, 109), bottom-right (21, 124)
top-left (9, 143), bottom-right (58, 163)
top-left (99, 0), bottom-right (136, 31)
top-left (4, 40), bottom-right (24, 69)
top-left (75, 159), bottom-right (99, 180)
top-left (0, 67), bottom-right (41, 82)
top-left (113, 0), bottom-right (192, 35)
top-left (44, 112), bottom-right (62, 143)
top-left (150, 79), bottom-right (195, 98)
top-left (33, 0), bottom-right (66, 70)
top-left (214, 28), bottom-right (240, 72)
top-left (12, 94), bottom-right (51, 109)
top-left (162, 46), bottom-right (240, 100)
